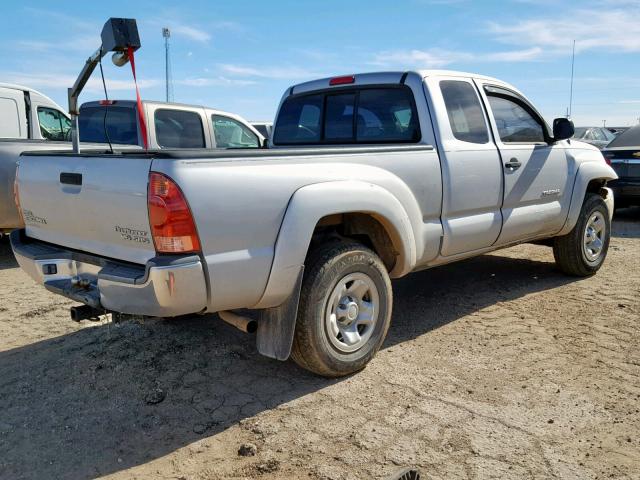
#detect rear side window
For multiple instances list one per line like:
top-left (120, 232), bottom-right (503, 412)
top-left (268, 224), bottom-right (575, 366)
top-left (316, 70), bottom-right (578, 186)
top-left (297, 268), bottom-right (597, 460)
top-left (37, 107), bottom-right (71, 141)
top-left (273, 87), bottom-right (420, 145)
top-left (0, 97), bottom-right (21, 138)
top-left (440, 81), bottom-right (488, 144)
top-left (155, 109), bottom-right (205, 148)
top-left (212, 115), bottom-right (259, 148)
top-left (78, 106), bottom-right (138, 145)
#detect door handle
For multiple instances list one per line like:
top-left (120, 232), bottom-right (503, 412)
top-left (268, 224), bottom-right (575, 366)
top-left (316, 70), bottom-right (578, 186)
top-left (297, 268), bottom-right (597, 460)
top-left (504, 158), bottom-right (522, 170)
top-left (60, 172), bottom-right (82, 185)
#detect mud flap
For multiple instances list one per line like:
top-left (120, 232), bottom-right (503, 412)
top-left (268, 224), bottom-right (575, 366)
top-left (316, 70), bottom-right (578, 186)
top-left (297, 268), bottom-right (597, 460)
top-left (256, 266), bottom-right (304, 361)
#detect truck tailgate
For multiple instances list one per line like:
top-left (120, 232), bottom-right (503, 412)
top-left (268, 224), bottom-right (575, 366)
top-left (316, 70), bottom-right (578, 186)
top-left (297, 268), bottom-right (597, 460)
top-left (17, 153), bottom-right (155, 265)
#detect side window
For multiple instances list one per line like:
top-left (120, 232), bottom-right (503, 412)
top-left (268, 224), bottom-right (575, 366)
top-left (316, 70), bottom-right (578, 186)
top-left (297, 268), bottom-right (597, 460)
top-left (212, 115), bottom-right (259, 148)
top-left (487, 95), bottom-right (545, 143)
top-left (440, 81), bottom-right (489, 144)
top-left (155, 109), bottom-right (205, 148)
top-left (0, 97), bottom-right (21, 138)
top-left (356, 88), bottom-right (420, 142)
top-left (273, 94), bottom-right (322, 144)
top-left (37, 107), bottom-right (71, 141)
top-left (592, 129), bottom-right (606, 142)
top-left (324, 93), bottom-right (355, 141)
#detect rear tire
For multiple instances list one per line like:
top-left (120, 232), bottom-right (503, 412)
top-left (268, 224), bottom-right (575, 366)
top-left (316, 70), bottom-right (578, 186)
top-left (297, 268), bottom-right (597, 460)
top-left (290, 241), bottom-right (392, 377)
top-left (553, 193), bottom-right (610, 276)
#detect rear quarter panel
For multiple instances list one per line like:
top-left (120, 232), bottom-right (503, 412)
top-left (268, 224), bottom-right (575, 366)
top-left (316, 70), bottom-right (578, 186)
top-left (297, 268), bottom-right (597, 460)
top-left (152, 147), bottom-right (442, 312)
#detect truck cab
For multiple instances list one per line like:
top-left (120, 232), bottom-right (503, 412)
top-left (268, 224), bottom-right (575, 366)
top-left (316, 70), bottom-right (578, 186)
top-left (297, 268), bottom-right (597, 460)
top-left (79, 100), bottom-right (264, 149)
top-left (0, 83), bottom-right (71, 141)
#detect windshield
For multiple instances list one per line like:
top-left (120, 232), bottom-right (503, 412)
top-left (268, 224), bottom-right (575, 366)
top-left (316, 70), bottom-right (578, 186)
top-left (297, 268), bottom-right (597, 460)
top-left (606, 125), bottom-right (640, 148)
top-left (78, 106), bottom-right (139, 145)
top-left (573, 127), bottom-right (588, 138)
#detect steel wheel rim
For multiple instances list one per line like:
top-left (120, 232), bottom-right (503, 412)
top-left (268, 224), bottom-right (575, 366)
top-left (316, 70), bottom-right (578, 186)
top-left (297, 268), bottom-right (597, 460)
top-left (324, 272), bottom-right (379, 353)
top-left (583, 211), bottom-right (606, 263)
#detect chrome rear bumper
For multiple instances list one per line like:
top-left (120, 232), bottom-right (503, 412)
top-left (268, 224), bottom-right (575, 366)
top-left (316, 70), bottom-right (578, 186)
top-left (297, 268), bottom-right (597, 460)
top-left (10, 230), bottom-right (207, 317)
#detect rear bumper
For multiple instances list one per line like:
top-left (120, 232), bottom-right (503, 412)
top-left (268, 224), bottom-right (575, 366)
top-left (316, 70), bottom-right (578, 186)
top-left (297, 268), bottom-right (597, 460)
top-left (10, 230), bottom-right (208, 317)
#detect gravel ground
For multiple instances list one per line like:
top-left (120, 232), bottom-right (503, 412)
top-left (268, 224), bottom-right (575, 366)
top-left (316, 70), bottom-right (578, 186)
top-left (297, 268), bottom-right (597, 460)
top-left (0, 209), bottom-right (638, 480)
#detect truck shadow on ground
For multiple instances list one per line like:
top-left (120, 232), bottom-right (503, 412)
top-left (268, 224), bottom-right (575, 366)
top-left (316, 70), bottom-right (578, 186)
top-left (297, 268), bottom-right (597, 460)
top-left (612, 206), bottom-right (640, 238)
top-left (0, 247), bottom-right (582, 479)
top-left (0, 237), bottom-right (18, 270)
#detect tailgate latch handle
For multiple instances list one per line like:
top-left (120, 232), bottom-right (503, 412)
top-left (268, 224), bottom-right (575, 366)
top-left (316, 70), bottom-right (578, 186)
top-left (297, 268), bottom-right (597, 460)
top-left (60, 172), bottom-right (82, 186)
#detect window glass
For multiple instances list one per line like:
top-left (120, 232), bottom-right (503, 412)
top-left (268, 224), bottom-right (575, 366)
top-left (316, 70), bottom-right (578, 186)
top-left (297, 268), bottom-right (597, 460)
top-left (273, 94), bottom-right (322, 144)
top-left (591, 128), bottom-right (606, 142)
top-left (0, 97), bottom-right (21, 138)
top-left (37, 107), bottom-right (71, 141)
top-left (212, 115), bottom-right (259, 148)
top-left (155, 109), bottom-right (205, 148)
top-left (487, 95), bottom-right (545, 143)
top-left (602, 129), bottom-right (615, 142)
top-left (440, 81), bottom-right (488, 144)
top-left (356, 88), bottom-right (420, 142)
top-left (324, 93), bottom-right (355, 141)
top-left (78, 106), bottom-right (138, 145)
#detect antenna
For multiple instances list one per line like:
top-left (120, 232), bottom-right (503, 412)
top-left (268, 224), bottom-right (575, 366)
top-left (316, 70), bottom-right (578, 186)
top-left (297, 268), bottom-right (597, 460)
top-left (568, 39), bottom-right (575, 118)
top-left (162, 27), bottom-right (173, 102)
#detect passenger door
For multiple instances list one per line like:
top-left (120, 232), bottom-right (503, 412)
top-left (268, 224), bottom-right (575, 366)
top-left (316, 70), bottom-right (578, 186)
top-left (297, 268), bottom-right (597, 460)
top-left (425, 76), bottom-right (503, 256)
top-left (477, 83), bottom-right (571, 244)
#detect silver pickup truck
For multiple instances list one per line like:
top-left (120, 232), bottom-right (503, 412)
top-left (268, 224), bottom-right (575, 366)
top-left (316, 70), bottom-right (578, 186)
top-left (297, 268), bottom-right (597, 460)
top-left (12, 70), bottom-right (617, 377)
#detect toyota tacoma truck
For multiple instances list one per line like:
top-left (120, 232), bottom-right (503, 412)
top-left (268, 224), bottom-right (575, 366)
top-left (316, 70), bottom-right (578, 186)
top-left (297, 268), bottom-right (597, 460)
top-left (11, 70), bottom-right (617, 377)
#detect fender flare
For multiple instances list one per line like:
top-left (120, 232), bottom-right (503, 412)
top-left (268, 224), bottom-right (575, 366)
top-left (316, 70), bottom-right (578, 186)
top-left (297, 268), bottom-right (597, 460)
top-left (557, 161), bottom-right (617, 236)
top-left (253, 180), bottom-right (416, 309)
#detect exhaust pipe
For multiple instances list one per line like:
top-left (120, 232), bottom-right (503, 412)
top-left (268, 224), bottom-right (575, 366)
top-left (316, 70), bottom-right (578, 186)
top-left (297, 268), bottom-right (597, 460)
top-left (218, 310), bottom-right (257, 334)
top-left (70, 305), bottom-right (103, 322)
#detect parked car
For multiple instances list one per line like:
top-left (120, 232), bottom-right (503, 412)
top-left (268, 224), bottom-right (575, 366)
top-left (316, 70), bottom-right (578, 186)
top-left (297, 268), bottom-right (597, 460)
top-left (0, 83), bottom-right (75, 234)
top-left (252, 121), bottom-right (273, 140)
top-left (602, 125), bottom-right (640, 208)
top-left (572, 127), bottom-right (616, 149)
top-left (79, 100), bottom-right (264, 149)
top-left (12, 70), bottom-right (616, 377)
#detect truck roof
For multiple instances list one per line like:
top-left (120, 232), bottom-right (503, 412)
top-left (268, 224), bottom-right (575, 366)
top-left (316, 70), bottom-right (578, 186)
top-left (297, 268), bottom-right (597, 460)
top-left (288, 70), bottom-right (512, 96)
top-left (0, 82), bottom-right (66, 112)
top-left (80, 99), bottom-right (243, 118)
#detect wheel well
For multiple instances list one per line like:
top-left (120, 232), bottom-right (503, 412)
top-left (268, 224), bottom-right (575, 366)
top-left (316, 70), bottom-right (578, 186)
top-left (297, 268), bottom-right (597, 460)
top-left (310, 213), bottom-right (399, 271)
top-left (586, 179), bottom-right (606, 195)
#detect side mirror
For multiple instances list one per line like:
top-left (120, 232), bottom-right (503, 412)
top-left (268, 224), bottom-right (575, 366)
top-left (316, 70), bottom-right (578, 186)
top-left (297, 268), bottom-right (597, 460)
top-left (553, 118), bottom-right (574, 141)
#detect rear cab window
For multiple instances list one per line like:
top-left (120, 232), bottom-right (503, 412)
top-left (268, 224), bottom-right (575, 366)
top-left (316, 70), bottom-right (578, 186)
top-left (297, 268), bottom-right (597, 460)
top-left (78, 106), bottom-right (139, 145)
top-left (273, 86), bottom-right (420, 145)
top-left (155, 109), bottom-right (205, 148)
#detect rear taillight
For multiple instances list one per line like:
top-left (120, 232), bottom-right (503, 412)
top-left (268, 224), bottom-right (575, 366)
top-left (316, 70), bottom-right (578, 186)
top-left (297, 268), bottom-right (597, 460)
top-left (602, 152), bottom-right (613, 165)
top-left (148, 172), bottom-right (200, 253)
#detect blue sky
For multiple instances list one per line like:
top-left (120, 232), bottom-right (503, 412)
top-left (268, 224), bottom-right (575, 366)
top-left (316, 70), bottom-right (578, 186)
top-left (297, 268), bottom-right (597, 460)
top-left (1, 0), bottom-right (639, 126)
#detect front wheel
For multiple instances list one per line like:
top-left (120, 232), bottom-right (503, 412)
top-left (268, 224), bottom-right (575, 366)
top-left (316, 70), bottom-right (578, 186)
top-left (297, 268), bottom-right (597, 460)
top-left (290, 241), bottom-right (393, 377)
top-left (553, 193), bottom-right (611, 276)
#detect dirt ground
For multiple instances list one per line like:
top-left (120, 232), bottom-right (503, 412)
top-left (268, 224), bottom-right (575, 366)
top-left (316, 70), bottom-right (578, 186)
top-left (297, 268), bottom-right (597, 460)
top-left (0, 210), bottom-right (638, 480)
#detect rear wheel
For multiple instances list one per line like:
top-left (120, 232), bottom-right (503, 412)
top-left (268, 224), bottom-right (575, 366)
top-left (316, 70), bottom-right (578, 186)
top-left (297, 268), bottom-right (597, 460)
top-left (291, 241), bottom-right (392, 377)
top-left (553, 193), bottom-right (611, 276)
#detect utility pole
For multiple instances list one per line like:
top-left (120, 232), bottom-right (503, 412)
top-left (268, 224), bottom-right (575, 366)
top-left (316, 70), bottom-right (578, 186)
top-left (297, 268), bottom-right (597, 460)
top-left (162, 27), bottom-right (173, 102)
top-left (568, 40), bottom-right (575, 118)
top-left (603, 120), bottom-right (606, 128)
